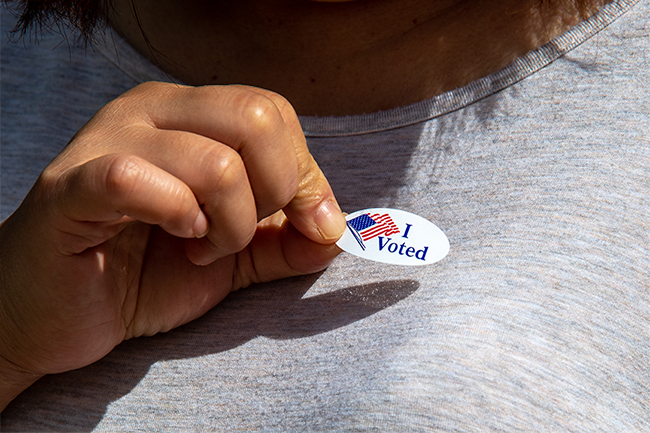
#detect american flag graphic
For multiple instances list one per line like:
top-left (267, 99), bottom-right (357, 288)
top-left (346, 213), bottom-right (401, 250)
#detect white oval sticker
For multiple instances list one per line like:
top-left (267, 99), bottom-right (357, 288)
top-left (336, 208), bottom-right (450, 266)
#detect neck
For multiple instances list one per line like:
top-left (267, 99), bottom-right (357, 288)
top-left (108, 0), bottom-right (607, 116)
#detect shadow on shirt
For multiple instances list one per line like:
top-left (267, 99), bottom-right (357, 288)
top-left (3, 276), bottom-right (420, 431)
top-left (4, 78), bottom-right (508, 430)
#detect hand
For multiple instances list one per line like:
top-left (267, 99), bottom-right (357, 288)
top-left (0, 82), bottom-right (346, 410)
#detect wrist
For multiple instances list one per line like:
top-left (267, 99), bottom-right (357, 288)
top-left (0, 353), bottom-right (43, 412)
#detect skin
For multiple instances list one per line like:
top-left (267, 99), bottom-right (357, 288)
top-left (108, 0), bottom-right (608, 115)
top-left (0, 84), bottom-right (347, 410)
top-left (0, 0), bottom-right (609, 411)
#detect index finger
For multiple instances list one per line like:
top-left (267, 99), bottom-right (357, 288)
top-left (240, 86), bottom-right (348, 244)
top-left (123, 83), bottom-right (299, 220)
top-left (127, 82), bottom-right (346, 244)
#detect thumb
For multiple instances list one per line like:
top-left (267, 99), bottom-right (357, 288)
top-left (239, 86), bottom-right (346, 244)
top-left (282, 148), bottom-right (347, 244)
top-left (233, 210), bottom-right (343, 289)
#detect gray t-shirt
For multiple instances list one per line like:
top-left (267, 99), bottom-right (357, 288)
top-left (2, 0), bottom-right (649, 430)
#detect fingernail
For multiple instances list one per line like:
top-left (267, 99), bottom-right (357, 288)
top-left (193, 210), bottom-right (209, 238)
top-left (314, 199), bottom-right (347, 241)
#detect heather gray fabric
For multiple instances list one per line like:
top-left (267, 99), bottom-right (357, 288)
top-left (2, 0), bottom-right (649, 430)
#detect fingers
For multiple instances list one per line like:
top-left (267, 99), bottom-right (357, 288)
top-left (232, 211), bottom-right (343, 290)
top-left (282, 150), bottom-right (347, 243)
top-left (126, 130), bottom-right (259, 264)
top-left (129, 83), bottom-right (347, 246)
top-left (54, 154), bottom-right (209, 254)
top-left (240, 87), bottom-right (348, 245)
top-left (50, 82), bottom-right (345, 264)
top-left (130, 83), bottom-right (299, 220)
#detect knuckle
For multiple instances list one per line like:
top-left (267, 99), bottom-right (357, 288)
top-left (269, 97), bottom-right (301, 132)
top-left (239, 92), bottom-right (282, 133)
top-left (260, 91), bottom-right (293, 116)
top-left (202, 148), bottom-right (245, 191)
top-left (103, 155), bottom-right (144, 201)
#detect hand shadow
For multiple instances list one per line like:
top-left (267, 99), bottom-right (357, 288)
top-left (3, 275), bottom-right (420, 432)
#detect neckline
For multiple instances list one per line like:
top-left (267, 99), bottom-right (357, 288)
top-left (93, 0), bottom-right (637, 137)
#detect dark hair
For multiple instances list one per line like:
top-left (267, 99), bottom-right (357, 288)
top-left (3, 0), bottom-right (609, 46)
top-left (2, 0), bottom-right (110, 45)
